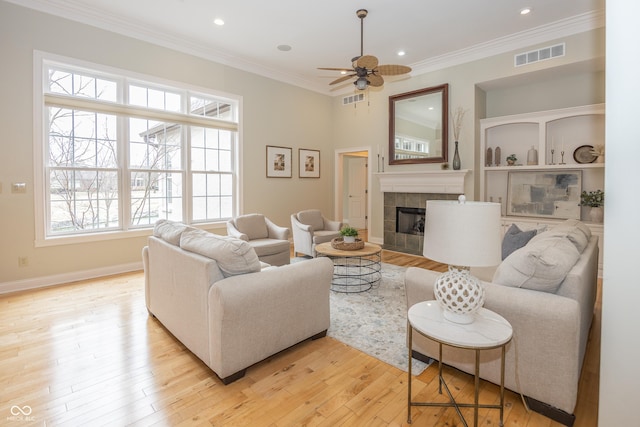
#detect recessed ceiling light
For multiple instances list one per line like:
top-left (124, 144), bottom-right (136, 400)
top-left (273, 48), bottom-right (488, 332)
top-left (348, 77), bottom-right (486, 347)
top-left (397, 50), bottom-right (406, 56)
top-left (213, 18), bottom-right (225, 26)
top-left (277, 44), bottom-right (292, 52)
top-left (520, 7), bottom-right (532, 15)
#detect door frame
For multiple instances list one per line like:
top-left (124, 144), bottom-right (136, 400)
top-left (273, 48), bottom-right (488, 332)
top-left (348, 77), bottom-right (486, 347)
top-left (334, 146), bottom-right (373, 232)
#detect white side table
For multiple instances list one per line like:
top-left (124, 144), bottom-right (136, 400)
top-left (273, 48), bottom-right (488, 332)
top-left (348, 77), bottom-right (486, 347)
top-left (407, 301), bottom-right (513, 427)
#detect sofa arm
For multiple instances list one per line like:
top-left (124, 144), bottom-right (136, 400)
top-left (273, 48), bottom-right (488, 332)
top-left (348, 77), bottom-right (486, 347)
top-left (207, 257), bottom-right (333, 380)
top-left (142, 246), bottom-right (150, 311)
top-left (265, 217), bottom-right (290, 240)
top-left (405, 266), bottom-right (583, 414)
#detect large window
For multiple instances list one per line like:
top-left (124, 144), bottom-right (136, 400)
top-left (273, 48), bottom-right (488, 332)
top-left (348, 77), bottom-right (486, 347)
top-left (36, 55), bottom-right (240, 243)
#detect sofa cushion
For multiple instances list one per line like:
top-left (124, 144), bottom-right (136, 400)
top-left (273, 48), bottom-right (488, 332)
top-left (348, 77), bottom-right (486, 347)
top-left (297, 210), bottom-right (324, 231)
top-left (180, 229), bottom-right (261, 277)
top-left (535, 219), bottom-right (591, 253)
top-left (493, 235), bottom-right (581, 293)
top-left (235, 214), bottom-right (269, 240)
top-left (153, 219), bottom-right (193, 246)
top-left (502, 224), bottom-right (537, 260)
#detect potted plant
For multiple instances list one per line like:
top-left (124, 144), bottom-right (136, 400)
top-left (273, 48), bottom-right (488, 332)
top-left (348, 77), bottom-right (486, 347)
top-left (506, 154), bottom-right (517, 166)
top-left (339, 225), bottom-right (359, 243)
top-left (579, 189), bottom-right (604, 222)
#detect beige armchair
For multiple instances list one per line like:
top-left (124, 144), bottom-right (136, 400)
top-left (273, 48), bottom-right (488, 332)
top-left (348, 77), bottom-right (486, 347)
top-left (291, 209), bottom-right (343, 257)
top-left (226, 213), bottom-right (291, 266)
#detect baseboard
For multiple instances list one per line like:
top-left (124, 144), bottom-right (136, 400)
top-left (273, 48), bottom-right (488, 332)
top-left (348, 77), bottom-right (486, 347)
top-left (0, 262), bottom-right (143, 295)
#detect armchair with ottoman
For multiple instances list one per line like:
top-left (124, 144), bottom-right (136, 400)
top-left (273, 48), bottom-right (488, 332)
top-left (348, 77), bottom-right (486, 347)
top-left (291, 209), bottom-right (343, 257)
top-left (143, 220), bottom-right (333, 384)
top-left (405, 219), bottom-right (598, 426)
top-left (226, 213), bottom-right (291, 266)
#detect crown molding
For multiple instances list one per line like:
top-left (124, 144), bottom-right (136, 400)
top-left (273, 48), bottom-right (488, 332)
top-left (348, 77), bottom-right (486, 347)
top-left (409, 10), bottom-right (605, 76)
top-left (7, 1), bottom-right (604, 96)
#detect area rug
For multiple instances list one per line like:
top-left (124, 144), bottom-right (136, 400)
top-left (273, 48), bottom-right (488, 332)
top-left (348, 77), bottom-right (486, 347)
top-left (325, 262), bottom-right (430, 375)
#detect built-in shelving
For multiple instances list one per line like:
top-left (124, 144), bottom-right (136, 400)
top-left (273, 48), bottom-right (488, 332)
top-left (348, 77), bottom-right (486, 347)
top-left (480, 104), bottom-right (605, 276)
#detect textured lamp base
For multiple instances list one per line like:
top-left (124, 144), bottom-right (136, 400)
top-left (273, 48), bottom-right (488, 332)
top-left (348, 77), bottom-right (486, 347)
top-left (434, 265), bottom-right (485, 324)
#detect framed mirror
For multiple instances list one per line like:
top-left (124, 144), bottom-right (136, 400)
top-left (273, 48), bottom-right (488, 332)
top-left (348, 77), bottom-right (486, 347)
top-left (389, 84), bottom-right (448, 165)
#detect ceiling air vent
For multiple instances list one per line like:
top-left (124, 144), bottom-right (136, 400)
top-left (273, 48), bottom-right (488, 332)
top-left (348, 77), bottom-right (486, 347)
top-left (514, 43), bottom-right (565, 67)
top-left (343, 93), bottom-right (365, 106)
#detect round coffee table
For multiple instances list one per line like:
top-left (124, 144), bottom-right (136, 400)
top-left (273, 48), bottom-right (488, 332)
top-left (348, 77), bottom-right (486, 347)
top-left (315, 241), bottom-right (382, 293)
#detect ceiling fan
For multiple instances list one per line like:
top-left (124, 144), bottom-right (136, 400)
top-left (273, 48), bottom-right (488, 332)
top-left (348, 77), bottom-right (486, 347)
top-left (318, 9), bottom-right (412, 90)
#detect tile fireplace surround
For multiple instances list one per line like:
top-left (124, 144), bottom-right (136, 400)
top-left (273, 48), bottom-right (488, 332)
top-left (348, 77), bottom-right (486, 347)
top-left (377, 170), bottom-right (469, 255)
top-left (383, 192), bottom-right (457, 254)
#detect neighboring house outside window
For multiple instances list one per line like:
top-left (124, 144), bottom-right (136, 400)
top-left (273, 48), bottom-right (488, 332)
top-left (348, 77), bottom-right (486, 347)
top-left (34, 53), bottom-right (241, 245)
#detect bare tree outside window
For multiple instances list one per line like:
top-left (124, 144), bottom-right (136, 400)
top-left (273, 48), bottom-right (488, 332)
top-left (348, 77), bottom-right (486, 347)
top-left (41, 61), bottom-right (238, 239)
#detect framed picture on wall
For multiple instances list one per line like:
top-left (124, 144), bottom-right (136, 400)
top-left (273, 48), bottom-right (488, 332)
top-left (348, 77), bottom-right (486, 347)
top-left (266, 145), bottom-right (292, 178)
top-left (507, 170), bottom-right (582, 219)
top-left (299, 148), bottom-right (320, 178)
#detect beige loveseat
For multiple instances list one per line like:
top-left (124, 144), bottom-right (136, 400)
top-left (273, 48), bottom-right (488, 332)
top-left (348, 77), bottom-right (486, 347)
top-left (405, 219), bottom-right (598, 426)
top-left (142, 220), bottom-right (333, 384)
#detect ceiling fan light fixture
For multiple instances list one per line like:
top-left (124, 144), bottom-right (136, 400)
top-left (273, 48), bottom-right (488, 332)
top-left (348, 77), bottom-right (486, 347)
top-left (318, 9), bottom-right (411, 90)
top-left (355, 77), bottom-right (369, 90)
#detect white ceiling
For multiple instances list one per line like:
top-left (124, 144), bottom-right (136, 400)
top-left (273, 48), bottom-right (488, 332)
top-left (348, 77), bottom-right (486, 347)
top-left (11, 0), bottom-right (605, 95)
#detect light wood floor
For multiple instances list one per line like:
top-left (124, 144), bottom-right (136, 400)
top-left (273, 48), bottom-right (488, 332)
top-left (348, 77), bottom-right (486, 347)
top-left (0, 240), bottom-right (600, 426)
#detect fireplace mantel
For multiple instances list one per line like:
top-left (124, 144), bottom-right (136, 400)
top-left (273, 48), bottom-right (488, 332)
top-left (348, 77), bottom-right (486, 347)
top-left (375, 170), bottom-right (470, 194)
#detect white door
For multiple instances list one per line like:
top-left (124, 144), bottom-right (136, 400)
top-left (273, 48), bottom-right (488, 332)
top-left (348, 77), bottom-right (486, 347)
top-left (347, 157), bottom-right (367, 229)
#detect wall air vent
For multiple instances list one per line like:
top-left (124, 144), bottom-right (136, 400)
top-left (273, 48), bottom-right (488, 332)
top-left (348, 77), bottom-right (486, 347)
top-left (342, 93), bottom-right (365, 106)
top-left (514, 43), bottom-right (565, 67)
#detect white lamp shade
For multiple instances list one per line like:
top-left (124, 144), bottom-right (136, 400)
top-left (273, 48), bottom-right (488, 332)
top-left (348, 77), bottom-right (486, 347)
top-left (423, 198), bottom-right (502, 267)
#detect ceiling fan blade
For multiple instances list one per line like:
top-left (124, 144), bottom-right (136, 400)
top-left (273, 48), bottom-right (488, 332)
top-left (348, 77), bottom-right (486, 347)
top-left (318, 67), bottom-right (355, 72)
top-left (375, 64), bottom-right (412, 76)
top-left (368, 74), bottom-right (384, 87)
top-left (330, 74), bottom-right (356, 85)
top-left (356, 55), bottom-right (378, 69)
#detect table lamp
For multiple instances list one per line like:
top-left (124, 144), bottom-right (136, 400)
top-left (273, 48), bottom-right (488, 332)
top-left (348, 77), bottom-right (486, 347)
top-left (423, 195), bottom-right (502, 324)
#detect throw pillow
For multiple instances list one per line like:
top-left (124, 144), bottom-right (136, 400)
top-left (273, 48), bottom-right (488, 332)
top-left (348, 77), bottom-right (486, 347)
top-left (180, 229), bottom-right (261, 277)
top-left (153, 219), bottom-right (193, 246)
top-left (502, 224), bottom-right (537, 260)
top-left (493, 235), bottom-right (581, 293)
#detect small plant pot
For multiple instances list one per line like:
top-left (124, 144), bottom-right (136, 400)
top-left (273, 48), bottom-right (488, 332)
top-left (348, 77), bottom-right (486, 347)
top-left (343, 236), bottom-right (356, 243)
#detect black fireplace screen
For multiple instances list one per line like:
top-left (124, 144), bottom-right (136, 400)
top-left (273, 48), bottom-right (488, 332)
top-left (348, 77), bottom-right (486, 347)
top-left (396, 207), bottom-right (426, 235)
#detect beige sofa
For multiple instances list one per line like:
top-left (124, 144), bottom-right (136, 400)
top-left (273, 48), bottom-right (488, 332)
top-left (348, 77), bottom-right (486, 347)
top-left (405, 219), bottom-right (598, 426)
top-left (142, 220), bottom-right (333, 384)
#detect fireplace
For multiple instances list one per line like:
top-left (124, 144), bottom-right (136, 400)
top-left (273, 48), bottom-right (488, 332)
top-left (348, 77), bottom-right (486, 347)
top-left (396, 207), bottom-right (425, 235)
top-left (376, 170), bottom-right (469, 255)
top-left (383, 192), bottom-right (458, 255)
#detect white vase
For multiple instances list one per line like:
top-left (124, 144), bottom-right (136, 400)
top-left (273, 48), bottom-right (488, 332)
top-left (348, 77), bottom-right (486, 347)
top-left (343, 236), bottom-right (356, 243)
top-left (589, 206), bottom-right (604, 223)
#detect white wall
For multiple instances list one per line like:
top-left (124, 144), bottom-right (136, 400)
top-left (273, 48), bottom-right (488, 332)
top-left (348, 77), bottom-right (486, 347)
top-left (599, 0), bottom-right (640, 424)
top-left (0, 2), bottom-right (333, 286)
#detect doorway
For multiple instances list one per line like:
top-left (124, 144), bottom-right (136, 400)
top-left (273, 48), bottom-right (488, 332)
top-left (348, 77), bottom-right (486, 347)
top-left (334, 147), bottom-right (372, 232)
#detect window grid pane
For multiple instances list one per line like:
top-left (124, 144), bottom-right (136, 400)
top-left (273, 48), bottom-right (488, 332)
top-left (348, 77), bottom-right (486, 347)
top-left (43, 60), bottom-right (238, 238)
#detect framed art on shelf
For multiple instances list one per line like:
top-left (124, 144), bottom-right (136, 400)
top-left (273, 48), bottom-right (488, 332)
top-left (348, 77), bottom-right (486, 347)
top-left (507, 170), bottom-right (582, 219)
top-left (299, 149), bottom-right (320, 178)
top-left (266, 145), bottom-right (292, 178)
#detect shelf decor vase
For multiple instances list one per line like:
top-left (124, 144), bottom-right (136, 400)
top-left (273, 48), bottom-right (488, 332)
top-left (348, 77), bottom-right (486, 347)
top-left (589, 206), bottom-right (603, 223)
top-left (453, 141), bottom-right (461, 170)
